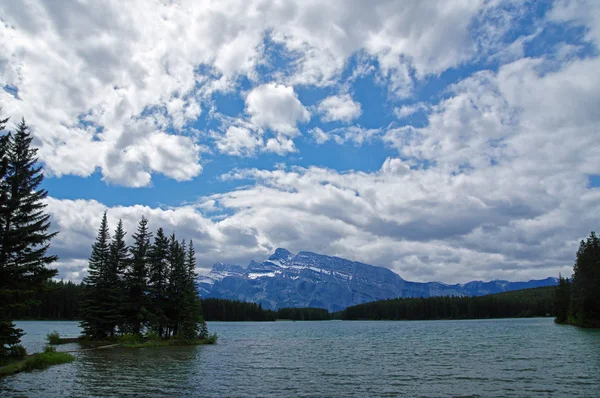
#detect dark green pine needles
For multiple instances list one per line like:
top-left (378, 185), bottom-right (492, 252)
top-left (79, 215), bottom-right (208, 341)
top-left (0, 117), bottom-right (59, 361)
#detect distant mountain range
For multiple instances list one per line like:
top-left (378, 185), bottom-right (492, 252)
top-left (197, 248), bottom-right (558, 312)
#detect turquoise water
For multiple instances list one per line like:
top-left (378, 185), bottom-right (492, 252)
top-left (2, 318), bottom-right (600, 397)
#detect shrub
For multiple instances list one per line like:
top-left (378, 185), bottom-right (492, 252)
top-left (22, 352), bottom-right (74, 372)
top-left (8, 344), bottom-right (27, 359)
top-left (43, 345), bottom-right (56, 353)
top-left (119, 333), bottom-right (143, 344)
top-left (204, 333), bottom-right (218, 344)
top-left (46, 331), bottom-right (61, 345)
top-left (145, 331), bottom-right (160, 341)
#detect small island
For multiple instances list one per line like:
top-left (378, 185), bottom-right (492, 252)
top-left (0, 118), bottom-right (215, 378)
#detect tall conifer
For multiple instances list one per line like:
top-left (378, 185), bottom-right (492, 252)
top-left (0, 118), bottom-right (57, 359)
top-left (148, 228), bottom-right (169, 337)
top-left (125, 216), bottom-right (152, 335)
top-left (106, 219), bottom-right (128, 335)
top-left (80, 212), bottom-right (112, 339)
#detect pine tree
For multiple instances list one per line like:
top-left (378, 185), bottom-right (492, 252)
top-left (148, 228), bottom-right (169, 338)
top-left (165, 234), bottom-right (185, 338)
top-left (125, 216), bottom-right (152, 335)
top-left (553, 274), bottom-right (571, 324)
top-left (0, 118), bottom-right (58, 359)
top-left (105, 219), bottom-right (128, 335)
top-left (570, 232), bottom-right (600, 327)
top-left (179, 240), bottom-right (204, 340)
top-left (80, 212), bottom-right (112, 339)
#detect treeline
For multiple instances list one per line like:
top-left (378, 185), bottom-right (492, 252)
top-left (10, 288), bottom-right (332, 322)
top-left (277, 307), bottom-right (330, 321)
top-left (553, 232), bottom-right (600, 328)
top-left (201, 298), bottom-right (274, 321)
top-left (201, 300), bottom-right (330, 321)
top-left (337, 286), bottom-right (555, 321)
top-left (7, 280), bottom-right (83, 320)
top-left (79, 213), bottom-right (207, 341)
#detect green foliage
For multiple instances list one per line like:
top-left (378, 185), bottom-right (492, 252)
top-left (46, 331), bottom-right (61, 345)
top-left (118, 333), bottom-right (144, 345)
top-left (203, 333), bottom-right (218, 344)
top-left (148, 227), bottom-right (169, 337)
top-left (8, 344), bottom-right (26, 360)
top-left (0, 115), bottom-right (58, 361)
top-left (0, 351), bottom-right (74, 377)
top-left (81, 215), bottom-right (214, 343)
top-left (553, 275), bottom-right (571, 324)
top-left (124, 216), bottom-right (152, 335)
top-left (105, 219), bottom-right (129, 334)
top-left (277, 307), bottom-right (330, 320)
top-left (79, 212), bottom-right (113, 339)
top-left (200, 298), bottom-right (277, 321)
top-left (567, 232), bottom-right (600, 327)
top-left (43, 344), bottom-right (56, 353)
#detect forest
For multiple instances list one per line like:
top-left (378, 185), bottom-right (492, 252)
top-left (10, 281), bottom-right (559, 322)
top-left (78, 213), bottom-right (211, 342)
top-left (553, 232), bottom-right (600, 328)
top-left (337, 286), bottom-right (555, 320)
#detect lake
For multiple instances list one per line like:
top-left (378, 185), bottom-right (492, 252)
top-left (1, 318), bottom-right (599, 397)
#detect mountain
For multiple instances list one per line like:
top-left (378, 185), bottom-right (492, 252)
top-left (197, 248), bottom-right (558, 312)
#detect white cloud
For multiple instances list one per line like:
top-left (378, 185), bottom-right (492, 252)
top-left (309, 127), bottom-right (331, 144)
top-left (310, 126), bottom-right (381, 146)
top-left (215, 126), bottom-right (263, 156)
top-left (245, 83), bottom-right (310, 136)
top-left (380, 157), bottom-right (411, 175)
top-left (317, 94), bottom-right (362, 123)
top-left (4, 0), bottom-right (600, 286)
top-left (394, 102), bottom-right (428, 119)
top-left (0, 0), bottom-right (522, 186)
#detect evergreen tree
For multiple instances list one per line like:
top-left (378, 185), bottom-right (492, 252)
top-left (148, 228), bottom-right (169, 338)
top-left (165, 234), bottom-right (186, 338)
top-left (106, 219), bottom-right (128, 335)
top-left (570, 232), bottom-right (600, 327)
top-left (553, 274), bottom-right (571, 324)
top-left (80, 212), bottom-right (112, 339)
top-left (125, 216), bottom-right (152, 335)
top-left (180, 240), bottom-right (204, 339)
top-left (0, 117), bottom-right (58, 359)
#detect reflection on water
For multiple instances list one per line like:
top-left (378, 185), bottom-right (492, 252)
top-left (2, 318), bottom-right (600, 397)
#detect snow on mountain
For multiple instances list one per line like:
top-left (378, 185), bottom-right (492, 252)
top-left (197, 248), bottom-right (558, 311)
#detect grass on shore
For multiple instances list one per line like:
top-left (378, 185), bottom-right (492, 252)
top-left (119, 333), bottom-right (219, 348)
top-left (0, 350), bottom-right (75, 378)
top-left (47, 330), bottom-right (219, 349)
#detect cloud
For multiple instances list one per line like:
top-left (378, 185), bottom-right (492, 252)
top-left (245, 83), bottom-right (310, 135)
top-left (0, 0), bottom-right (521, 186)
top-left (310, 126), bottom-right (381, 146)
top-left (4, 0), bottom-right (600, 287)
top-left (215, 126), bottom-right (263, 157)
top-left (394, 102), bottom-right (428, 119)
top-left (317, 94), bottom-right (362, 123)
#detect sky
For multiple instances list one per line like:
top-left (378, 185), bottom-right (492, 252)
top-left (0, 0), bottom-right (599, 284)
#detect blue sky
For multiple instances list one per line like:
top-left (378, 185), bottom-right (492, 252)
top-left (1, 0), bottom-right (599, 283)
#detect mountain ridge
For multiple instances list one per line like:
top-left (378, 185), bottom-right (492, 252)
top-left (197, 248), bottom-right (558, 312)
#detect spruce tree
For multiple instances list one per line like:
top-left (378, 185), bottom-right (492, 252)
top-left (0, 118), bottom-right (57, 359)
top-left (80, 212), bottom-right (112, 339)
top-left (570, 232), bottom-right (600, 327)
top-left (553, 274), bottom-right (571, 324)
top-left (125, 216), bottom-right (152, 335)
top-left (180, 240), bottom-right (204, 340)
top-left (106, 219), bottom-right (128, 335)
top-left (148, 228), bottom-right (169, 338)
top-left (165, 234), bottom-right (184, 338)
